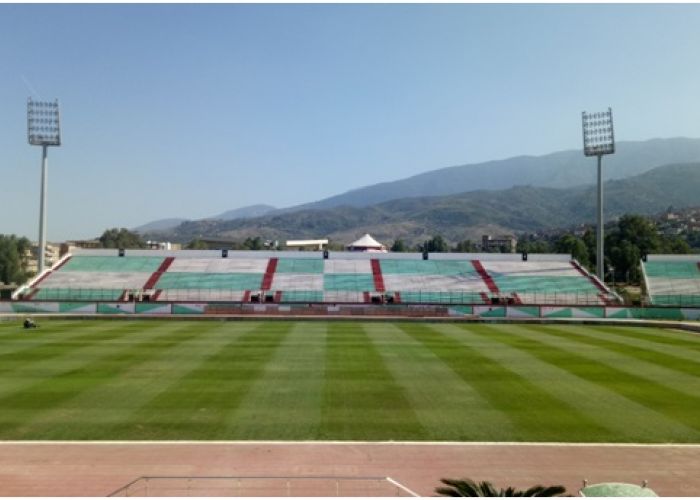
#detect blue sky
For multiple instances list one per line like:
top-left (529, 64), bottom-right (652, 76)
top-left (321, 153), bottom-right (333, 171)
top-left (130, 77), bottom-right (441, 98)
top-left (2, 4), bottom-right (700, 241)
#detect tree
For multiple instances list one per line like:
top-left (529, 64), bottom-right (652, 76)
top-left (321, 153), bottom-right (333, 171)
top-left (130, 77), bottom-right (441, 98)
top-left (614, 214), bottom-right (660, 256)
top-left (185, 239), bottom-right (209, 250)
top-left (419, 235), bottom-right (449, 253)
top-left (453, 240), bottom-right (476, 252)
top-left (660, 235), bottom-right (690, 254)
top-left (554, 234), bottom-right (589, 268)
top-left (686, 231), bottom-right (700, 249)
top-left (605, 214), bottom-right (663, 283)
top-left (242, 236), bottom-right (264, 250)
top-left (391, 239), bottom-right (410, 252)
top-left (517, 238), bottom-right (551, 254)
top-left (608, 239), bottom-right (641, 282)
top-left (436, 478), bottom-right (566, 497)
top-left (99, 228), bottom-right (147, 249)
top-left (582, 228), bottom-right (597, 270)
top-left (0, 234), bottom-right (32, 284)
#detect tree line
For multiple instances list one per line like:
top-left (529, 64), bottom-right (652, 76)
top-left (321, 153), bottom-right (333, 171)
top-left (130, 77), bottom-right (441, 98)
top-left (1, 214), bottom-right (696, 287)
top-left (98, 229), bottom-right (278, 251)
top-left (516, 214), bottom-right (692, 283)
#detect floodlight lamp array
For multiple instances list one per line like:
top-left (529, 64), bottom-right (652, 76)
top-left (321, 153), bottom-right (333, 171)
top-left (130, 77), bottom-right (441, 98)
top-left (28, 99), bottom-right (61, 146)
top-left (582, 107), bottom-right (614, 156)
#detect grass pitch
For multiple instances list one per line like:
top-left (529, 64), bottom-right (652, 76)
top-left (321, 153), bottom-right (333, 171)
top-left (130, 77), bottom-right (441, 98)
top-left (0, 319), bottom-right (699, 442)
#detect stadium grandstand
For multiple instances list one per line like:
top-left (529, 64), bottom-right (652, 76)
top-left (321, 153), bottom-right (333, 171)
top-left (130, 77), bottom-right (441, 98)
top-left (641, 254), bottom-right (700, 306)
top-left (13, 248), bottom-right (618, 306)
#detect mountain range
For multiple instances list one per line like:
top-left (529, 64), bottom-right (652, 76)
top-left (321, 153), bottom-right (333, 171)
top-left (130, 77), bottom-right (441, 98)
top-left (136, 138), bottom-right (700, 231)
top-left (286, 137), bottom-right (700, 211)
top-left (135, 137), bottom-right (700, 245)
top-left (134, 204), bottom-right (276, 233)
top-left (141, 162), bottom-right (700, 246)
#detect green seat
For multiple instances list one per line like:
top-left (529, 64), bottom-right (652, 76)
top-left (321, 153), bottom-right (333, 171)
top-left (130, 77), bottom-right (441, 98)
top-left (380, 260), bottom-right (477, 276)
top-left (651, 294), bottom-right (700, 306)
top-left (62, 256), bottom-right (165, 273)
top-left (324, 273), bottom-right (375, 291)
top-left (32, 288), bottom-right (124, 301)
top-left (492, 275), bottom-right (598, 294)
top-left (644, 261), bottom-right (700, 279)
top-left (275, 258), bottom-right (324, 274)
top-left (154, 272), bottom-right (264, 291)
top-left (280, 290), bottom-right (324, 302)
top-left (644, 260), bottom-right (700, 305)
top-left (397, 291), bottom-right (483, 304)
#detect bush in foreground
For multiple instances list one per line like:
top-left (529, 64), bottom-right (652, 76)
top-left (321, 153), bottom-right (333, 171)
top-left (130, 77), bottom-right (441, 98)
top-left (436, 478), bottom-right (567, 497)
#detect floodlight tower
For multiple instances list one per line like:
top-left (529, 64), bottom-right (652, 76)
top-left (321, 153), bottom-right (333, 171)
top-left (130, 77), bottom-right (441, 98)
top-left (27, 98), bottom-right (61, 273)
top-left (582, 107), bottom-right (615, 281)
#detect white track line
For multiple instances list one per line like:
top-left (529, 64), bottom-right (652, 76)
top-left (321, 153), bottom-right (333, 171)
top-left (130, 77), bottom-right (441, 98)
top-left (1, 440), bottom-right (700, 448)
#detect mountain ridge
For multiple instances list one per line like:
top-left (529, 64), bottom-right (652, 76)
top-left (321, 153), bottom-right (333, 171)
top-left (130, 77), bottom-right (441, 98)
top-left (135, 137), bottom-right (700, 230)
top-left (142, 161), bottom-right (700, 246)
top-left (285, 137), bottom-right (700, 211)
top-left (135, 204), bottom-right (276, 233)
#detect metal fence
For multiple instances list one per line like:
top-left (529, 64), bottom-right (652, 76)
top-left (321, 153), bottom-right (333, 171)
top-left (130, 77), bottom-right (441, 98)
top-left (19, 287), bottom-right (620, 306)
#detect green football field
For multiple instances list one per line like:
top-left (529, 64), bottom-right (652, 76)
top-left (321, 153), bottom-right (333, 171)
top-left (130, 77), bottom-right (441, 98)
top-left (0, 319), bottom-right (699, 442)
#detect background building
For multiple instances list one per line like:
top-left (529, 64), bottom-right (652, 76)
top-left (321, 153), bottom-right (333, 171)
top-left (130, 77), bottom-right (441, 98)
top-left (481, 234), bottom-right (518, 253)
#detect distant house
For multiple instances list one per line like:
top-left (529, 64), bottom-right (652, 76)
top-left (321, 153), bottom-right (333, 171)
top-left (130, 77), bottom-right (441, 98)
top-left (146, 241), bottom-right (181, 250)
top-left (347, 234), bottom-right (387, 253)
top-left (286, 239), bottom-right (328, 250)
top-left (481, 234), bottom-right (518, 253)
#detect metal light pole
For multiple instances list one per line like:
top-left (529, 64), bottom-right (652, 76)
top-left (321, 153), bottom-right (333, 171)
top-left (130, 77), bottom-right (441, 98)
top-left (28, 98), bottom-right (61, 273)
top-left (582, 107), bottom-right (615, 281)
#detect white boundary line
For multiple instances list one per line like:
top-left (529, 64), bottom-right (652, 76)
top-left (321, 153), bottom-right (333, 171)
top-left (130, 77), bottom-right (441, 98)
top-left (1, 440), bottom-right (700, 448)
top-left (386, 476), bottom-right (421, 497)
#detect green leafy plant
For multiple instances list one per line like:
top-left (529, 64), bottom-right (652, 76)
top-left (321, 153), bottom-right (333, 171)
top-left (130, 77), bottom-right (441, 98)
top-left (436, 478), bottom-right (567, 497)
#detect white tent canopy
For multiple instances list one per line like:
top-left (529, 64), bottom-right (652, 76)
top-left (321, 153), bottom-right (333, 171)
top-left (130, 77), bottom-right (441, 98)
top-left (347, 234), bottom-right (387, 252)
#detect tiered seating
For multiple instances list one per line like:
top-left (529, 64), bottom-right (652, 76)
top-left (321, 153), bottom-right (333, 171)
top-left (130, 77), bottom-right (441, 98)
top-left (482, 260), bottom-right (605, 305)
top-left (323, 259), bottom-right (375, 303)
top-left (272, 258), bottom-right (374, 303)
top-left (21, 250), bottom-right (616, 306)
top-left (642, 257), bottom-right (700, 306)
top-left (26, 255), bottom-right (165, 301)
top-left (273, 258), bottom-right (325, 302)
top-left (154, 258), bottom-right (267, 302)
top-left (382, 260), bottom-right (489, 304)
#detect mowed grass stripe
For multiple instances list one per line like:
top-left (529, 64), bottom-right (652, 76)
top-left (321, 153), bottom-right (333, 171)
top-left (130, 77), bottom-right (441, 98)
top-left (0, 321), bottom-right (178, 399)
top-left (457, 323), bottom-right (698, 443)
top-left (0, 320), bottom-right (150, 371)
top-left (2, 319), bottom-right (699, 442)
top-left (320, 322), bottom-right (426, 440)
top-left (549, 325), bottom-right (700, 384)
top-left (14, 322), bottom-right (253, 440)
top-left (363, 323), bottom-right (514, 441)
top-left (578, 325), bottom-right (700, 364)
top-left (402, 323), bottom-right (612, 442)
top-left (0, 319), bottom-right (171, 370)
top-left (0, 322), bottom-right (206, 438)
top-left (112, 321), bottom-right (292, 440)
top-left (595, 325), bottom-right (700, 349)
top-left (510, 324), bottom-right (700, 434)
top-left (523, 324), bottom-right (700, 399)
top-left (227, 322), bottom-right (326, 439)
top-left (0, 320), bottom-right (86, 343)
